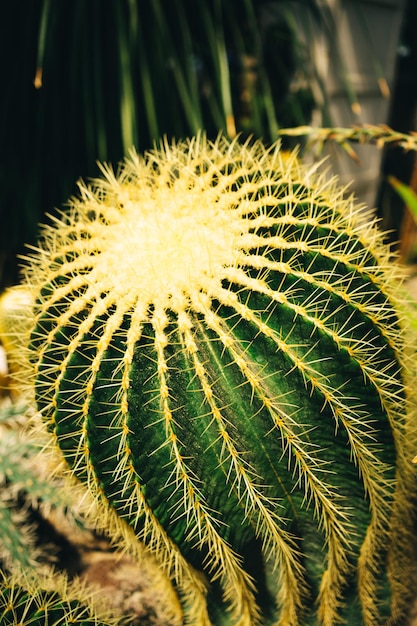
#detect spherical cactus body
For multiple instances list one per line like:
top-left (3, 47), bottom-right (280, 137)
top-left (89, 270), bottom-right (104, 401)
top-left (19, 135), bottom-right (417, 625)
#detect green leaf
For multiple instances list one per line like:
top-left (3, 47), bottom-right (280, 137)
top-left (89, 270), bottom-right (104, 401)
top-left (388, 175), bottom-right (417, 225)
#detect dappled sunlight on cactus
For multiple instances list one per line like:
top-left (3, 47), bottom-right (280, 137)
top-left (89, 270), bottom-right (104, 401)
top-left (11, 134), bottom-right (417, 624)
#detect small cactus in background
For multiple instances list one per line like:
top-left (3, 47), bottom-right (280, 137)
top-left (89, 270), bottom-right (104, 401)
top-left (0, 403), bottom-right (60, 572)
top-left (14, 134), bottom-right (417, 625)
top-left (0, 569), bottom-right (121, 625)
top-left (0, 400), bottom-right (93, 576)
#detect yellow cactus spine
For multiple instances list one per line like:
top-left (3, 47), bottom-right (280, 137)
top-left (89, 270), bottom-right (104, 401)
top-left (15, 134), bottom-right (417, 625)
top-left (0, 570), bottom-right (121, 625)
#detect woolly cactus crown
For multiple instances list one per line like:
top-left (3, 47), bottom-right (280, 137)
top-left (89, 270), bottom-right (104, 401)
top-left (19, 134), bottom-right (417, 625)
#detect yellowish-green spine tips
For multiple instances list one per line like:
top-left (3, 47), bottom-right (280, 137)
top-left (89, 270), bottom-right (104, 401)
top-left (0, 570), bottom-right (121, 625)
top-left (18, 134), bottom-right (417, 625)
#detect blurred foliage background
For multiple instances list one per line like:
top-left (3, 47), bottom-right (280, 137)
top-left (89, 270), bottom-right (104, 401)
top-left (1, 0), bottom-right (416, 290)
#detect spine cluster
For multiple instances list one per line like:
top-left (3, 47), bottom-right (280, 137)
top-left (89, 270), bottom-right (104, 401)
top-left (0, 571), bottom-right (120, 626)
top-left (18, 135), bottom-right (417, 625)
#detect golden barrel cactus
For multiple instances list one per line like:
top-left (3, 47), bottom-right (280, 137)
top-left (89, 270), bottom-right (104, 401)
top-left (16, 135), bottom-right (417, 625)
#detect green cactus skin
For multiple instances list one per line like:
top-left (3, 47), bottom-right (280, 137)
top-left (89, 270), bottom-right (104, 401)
top-left (0, 570), bottom-right (121, 625)
top-left (19, 135), bottom-right (417, 625)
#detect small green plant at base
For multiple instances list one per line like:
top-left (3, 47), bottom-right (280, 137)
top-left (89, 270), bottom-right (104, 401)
top-left (3, 133), bottom-right (417, 625)
top-left (0, 400), bottom-right (82, 573)
top-left (0, 404), bottom-right (49, 572)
